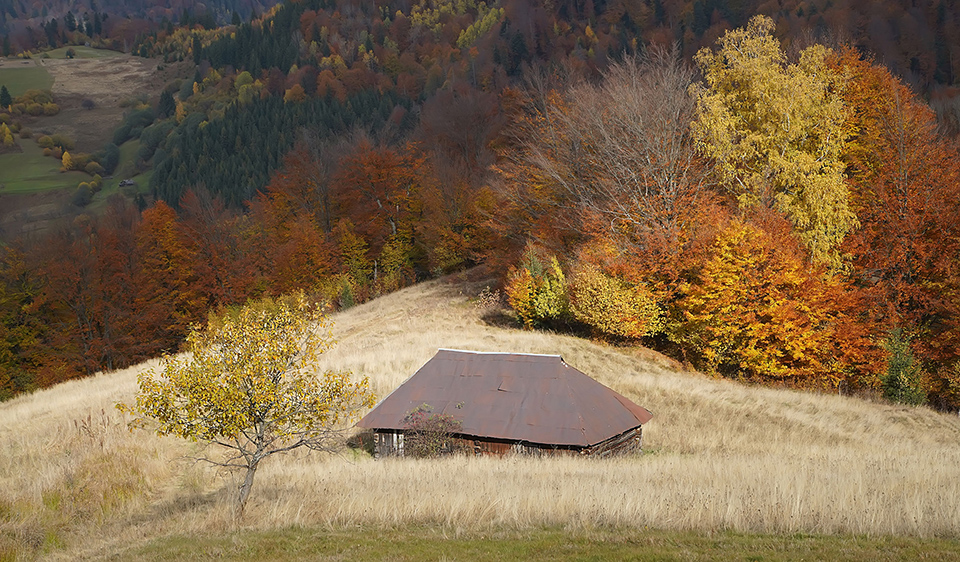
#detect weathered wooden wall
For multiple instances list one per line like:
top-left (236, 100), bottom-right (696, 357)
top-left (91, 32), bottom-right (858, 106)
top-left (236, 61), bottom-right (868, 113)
top-left (371, 427), bottom-right (643, 458)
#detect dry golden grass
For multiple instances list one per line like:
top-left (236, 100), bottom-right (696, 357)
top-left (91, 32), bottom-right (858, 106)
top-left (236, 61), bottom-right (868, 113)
top-left (3, 272), bottom-right (960, 559)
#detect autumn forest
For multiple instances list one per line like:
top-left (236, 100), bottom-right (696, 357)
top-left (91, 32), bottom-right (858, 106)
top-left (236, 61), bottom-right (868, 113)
top-left (0, 0), bottom-right (959, 411)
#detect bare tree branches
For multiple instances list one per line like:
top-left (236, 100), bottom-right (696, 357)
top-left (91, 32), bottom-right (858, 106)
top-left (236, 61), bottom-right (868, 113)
top-left (493, 47), bottom-right (714, 257)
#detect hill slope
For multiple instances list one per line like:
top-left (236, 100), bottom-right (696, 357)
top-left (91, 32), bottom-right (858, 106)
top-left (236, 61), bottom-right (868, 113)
top-left (2, 273), bottom-right (960, 559)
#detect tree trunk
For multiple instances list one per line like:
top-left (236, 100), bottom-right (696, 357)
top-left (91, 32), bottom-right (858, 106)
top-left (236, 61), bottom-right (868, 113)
top-left (236, 460), bottom-right (259, 519)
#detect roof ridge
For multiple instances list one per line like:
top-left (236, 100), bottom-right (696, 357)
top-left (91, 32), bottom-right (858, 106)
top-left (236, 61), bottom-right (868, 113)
top-left (437, 348), bottom-right (562, 358)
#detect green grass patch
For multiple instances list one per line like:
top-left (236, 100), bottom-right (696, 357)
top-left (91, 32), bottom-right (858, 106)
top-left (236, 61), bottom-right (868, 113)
top-left (45, 46), bottom-right (126, 60)
top-left (0, 142), bottom-right (80, 193)
top-left (90, 139), bottom-right (140, 200)
top-left (0, 63), bottom-right (54, 96)
top-left (90, 139), bottom-right (152, 209)
top-left (0, 136), bottom-right (151, 202)
top-left (92, 171), bottom-right (152, 209)
top-left (116, 138), bottom-right (142, 179)
top-left (126, 527), bottom-right (960, 562)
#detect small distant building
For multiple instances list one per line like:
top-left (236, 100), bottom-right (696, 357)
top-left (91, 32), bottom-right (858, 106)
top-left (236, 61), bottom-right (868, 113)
top-left (357, 349), bottom-right (653, 457)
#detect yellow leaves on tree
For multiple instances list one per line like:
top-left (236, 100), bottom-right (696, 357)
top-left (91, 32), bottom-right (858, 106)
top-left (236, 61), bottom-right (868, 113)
top-left (119, 292), bottom-right (375, 517)
top-left (504, 248), bottom-right (567, 329)
top-left (504, 243), bottom-right (665, 340)
top-left (569, 264), bottom-right (662, 339)
top-left (678, 220), bottom-right (879, 389)
top-left (692, 15), bottom-right (857, 269)
top-left (0, 123), bottom-right (14, 148)
top-left (335, 219), bottom-right (372, 291)
top-left (376, 234), bottom-right (415, 294)
top-left (61, 150), bottom-right (74, 172)
top-left (175, 99), bottom-right (187, 123)
top-left (456, 5), bottom-right (503, 49)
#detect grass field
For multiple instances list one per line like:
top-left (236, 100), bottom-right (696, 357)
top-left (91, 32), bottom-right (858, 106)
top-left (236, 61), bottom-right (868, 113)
top-left (2, 276), bottom-right (960, 560)
top-left (0, 61), bottom-right (54, 96)
top-left (45, 46), bottom-right (125, 60)
top-left (117, 138), bottom-right (142, 177)
top-left (0, 141), bottom-right (83, 193)
top-left (125, 527), bottom-right (960, 562)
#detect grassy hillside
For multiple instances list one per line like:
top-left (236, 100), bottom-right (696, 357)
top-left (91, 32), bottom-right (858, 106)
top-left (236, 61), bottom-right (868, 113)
top-left (0, 60), bottom-right (53, 96)
top-left (44, 47), bottom-right (126, 60)
top-left (2, 273), bottom-right (960, 560)
top-left (0, 142), bottom-right (83, 193)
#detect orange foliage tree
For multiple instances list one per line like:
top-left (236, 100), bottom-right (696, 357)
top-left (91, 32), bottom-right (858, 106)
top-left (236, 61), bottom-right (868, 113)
top-left (249, 187), bottom-right (335, 297)
top-left (415, 85), bottom-right (502, 273)
top-left (332, 140), bottom-right (426, 254)
top-left (676, 219), bottom-right (879, 390)
top-left (30, 200), bottom-right (148, 385)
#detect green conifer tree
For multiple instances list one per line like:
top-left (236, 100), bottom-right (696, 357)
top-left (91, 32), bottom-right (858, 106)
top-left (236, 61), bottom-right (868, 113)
top-left (0, 85), bottom-right (12, 110)
top-left (882, 330), bottom-right (927, 406)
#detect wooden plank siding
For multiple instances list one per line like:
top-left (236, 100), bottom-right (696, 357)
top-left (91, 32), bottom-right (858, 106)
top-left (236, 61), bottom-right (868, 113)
top-left (371, 427), bottom-right (643, 458)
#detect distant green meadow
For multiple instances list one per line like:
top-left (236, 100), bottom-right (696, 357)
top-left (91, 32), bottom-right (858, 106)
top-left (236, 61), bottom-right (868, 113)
top-left (45, 46), bottom-right (125, 59)
top-left (0, 61), bottom-right (54, 96)
top-left (0, 140), bottom-right (154, 202)
top-left (0, 142), bottom-right (81, 194)
top-left (1, 48), bottom-right (123, 98)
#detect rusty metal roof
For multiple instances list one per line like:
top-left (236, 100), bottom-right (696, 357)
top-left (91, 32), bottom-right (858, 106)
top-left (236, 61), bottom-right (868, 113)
top-left (357, 349), bottom-right (653, 447)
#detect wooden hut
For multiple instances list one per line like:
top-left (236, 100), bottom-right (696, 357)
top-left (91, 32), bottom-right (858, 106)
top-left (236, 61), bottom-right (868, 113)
top-left (356, 349), bottom-right (653, 457)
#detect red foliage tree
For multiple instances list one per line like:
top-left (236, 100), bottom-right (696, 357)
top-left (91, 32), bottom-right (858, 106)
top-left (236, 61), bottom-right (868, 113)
top-left (30, 200), bottom-right (144, 385)
top-left (331, 139), bottom-right (426, 260)
top-left (134, 201), bottom-right (208, 353)
top-left (179, 188), bottom-right (261, 307)
top-left (835, 49), bottom-right (960, 406)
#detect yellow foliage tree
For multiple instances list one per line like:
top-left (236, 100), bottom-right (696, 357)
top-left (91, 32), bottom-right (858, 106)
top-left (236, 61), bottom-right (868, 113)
top-left (235, 71), bottom-right (254, 89)
top-left (505, 267), bottom-right (537, 326)
top-left (504, 249), bottom-right (568, 329)
top-left (0, 123), bottom-right (14, 148)
top-left (175, 99), bottom-right (187, 123)
top-left (60, 150), bottom-right (73, 171)
top-left (456, 6), bottom-right (503, 49)
top-left (119, 293), bottom-right (375, 517)
top-left (569, 265), bottom-right (662, 339)
top-left (336, 220), bottom-right (372, 290)
top-left (376, 234), bottom-right (414, 294)
top-left (692, 16), bottom-right (857, 269)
